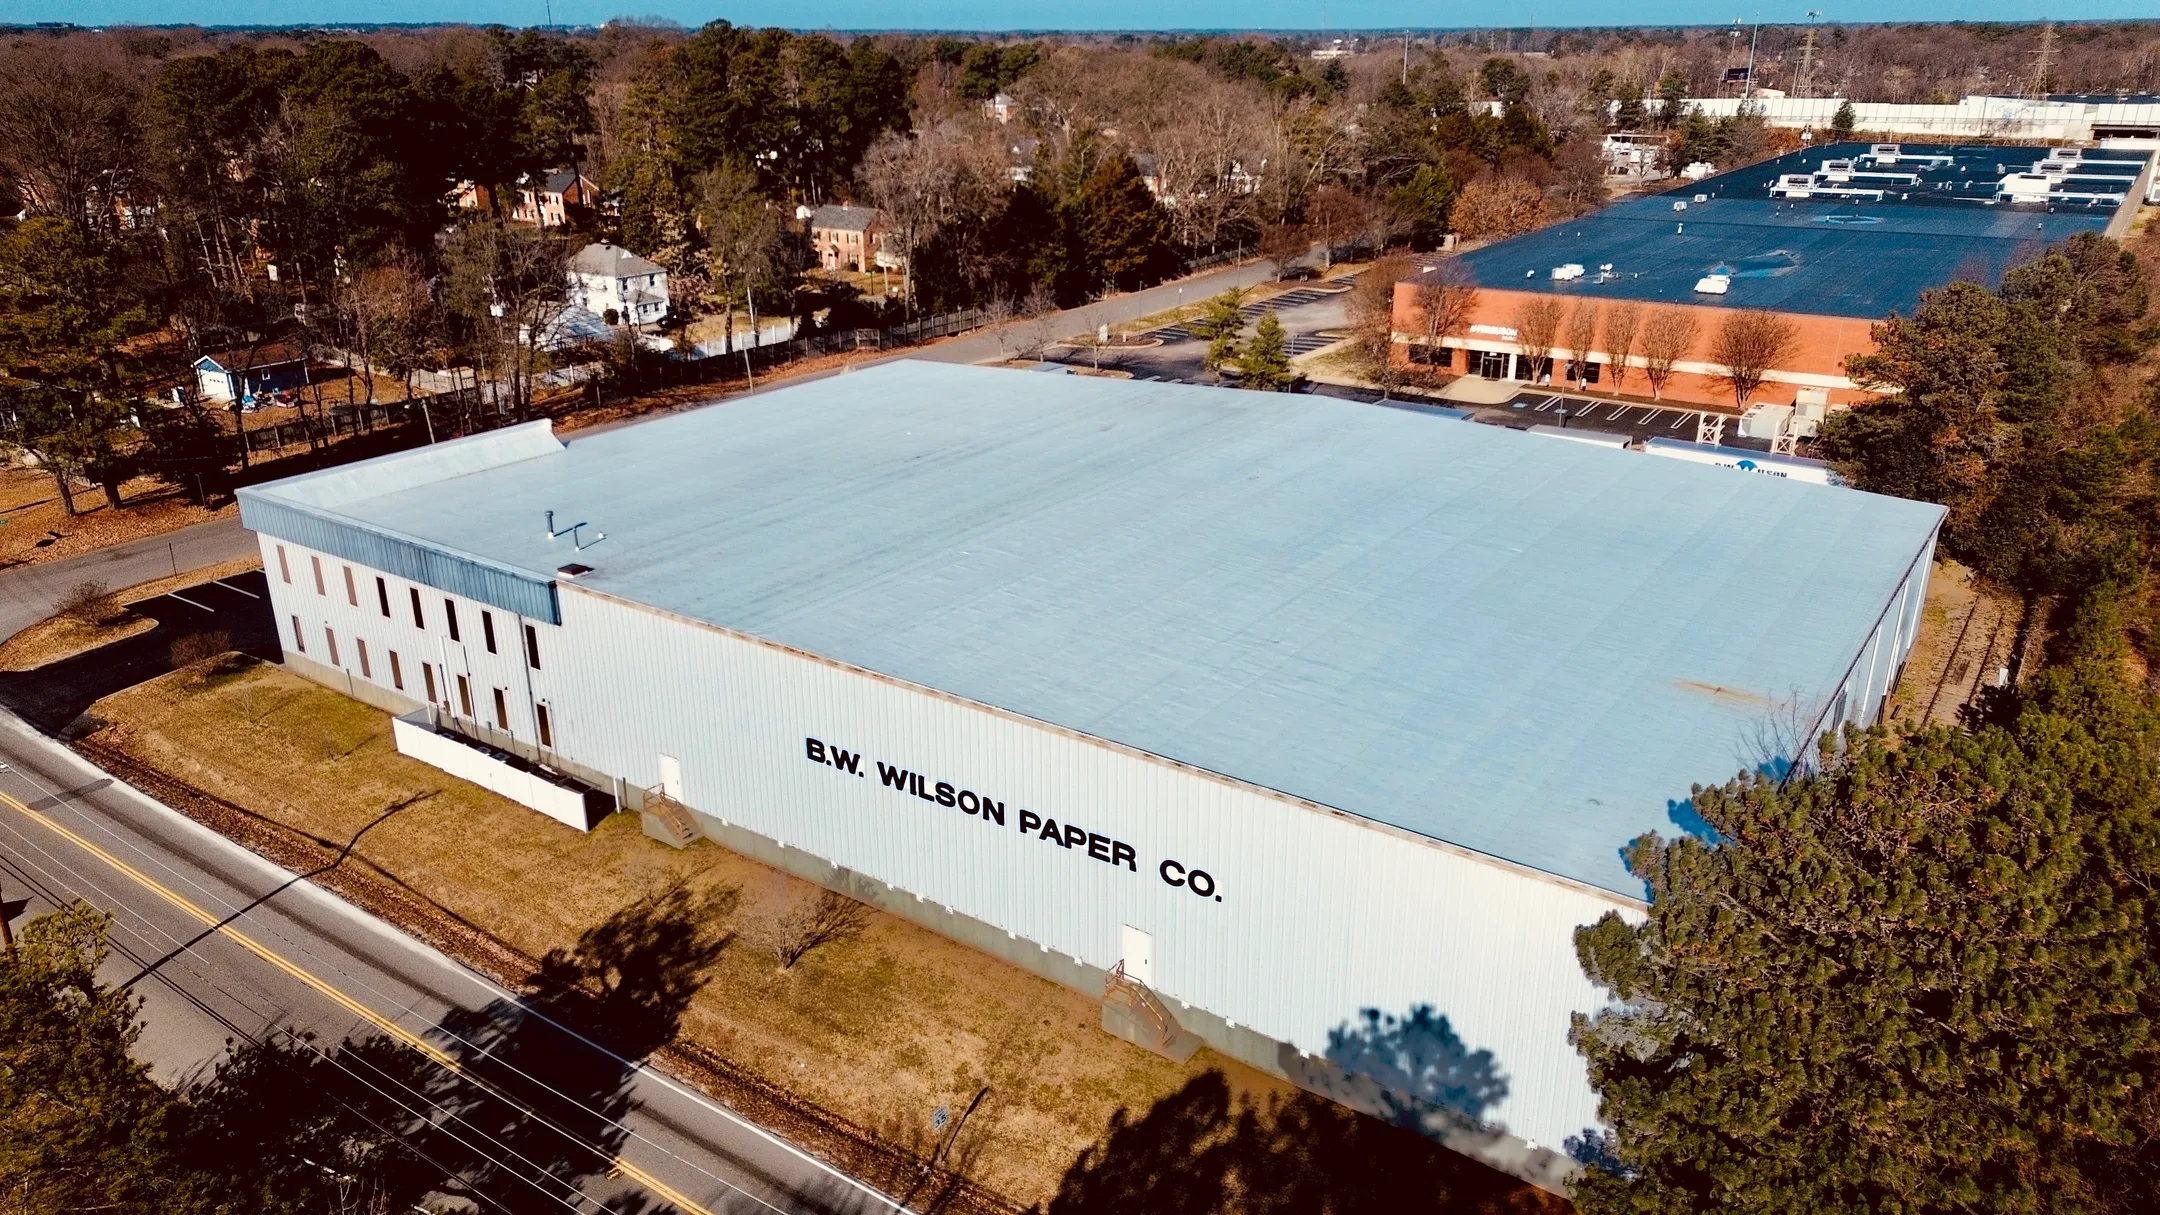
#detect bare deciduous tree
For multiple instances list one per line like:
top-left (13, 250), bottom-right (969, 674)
top-left (1564, 302), bottom-right (1601, 388)
top-left (751, 885), bottom-right (873, 969)
top-left (1349, 252), bottom-right (1417, 398)
top-left (1709, 308), bottom-right (1801, 406)
top-left (1512, 297), bottom-right (1565, 385)
top-left (1256, 223), bottom-right (1309, 280)
top-left (1412, 261), bottom-right (1480, 367)
top-left (1639, 307), bottom-right (1702, 401)
top-left (1603, 300), bottom-right (1644, 391)
top-left (442, 222), bottom-right (570, 420)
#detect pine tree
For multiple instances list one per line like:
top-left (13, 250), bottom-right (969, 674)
top-left (1831, 99), bottom-right (1857, 142)
top-left (1570, 628), bottom-right (2160, 1212)
top-left (1191, 288), bottom-right (1248, 382)
top-left (1238, 312), bottom-right (1294, 391)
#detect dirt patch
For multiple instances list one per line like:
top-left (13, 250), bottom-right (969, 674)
top-left (0, 467), bottom-right (236, 571)
top-left (80, 659), bottom-right (1561, 1211)
top-left (1884, 560), bottom-right (2019, 729)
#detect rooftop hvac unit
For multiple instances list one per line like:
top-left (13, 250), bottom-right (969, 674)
top-left (1693, 274), bottom-right (1732, 295)
top-left (1551, 263), bottom-right (1586, 281)
top-left (1673, 199), bottom-right (1688, 211)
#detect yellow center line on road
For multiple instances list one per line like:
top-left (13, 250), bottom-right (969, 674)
top-left (0, 789), bottom-right (720, 1215)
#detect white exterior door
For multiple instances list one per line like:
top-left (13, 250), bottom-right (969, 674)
top-left (658, 753), bottom-right (683, 800)
top-left (1120, 924), bottom-right (1153, 987)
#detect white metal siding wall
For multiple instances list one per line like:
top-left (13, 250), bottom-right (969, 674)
top-left (543, 585), bottom-right (1630, 1153)
top-left (260, 536), bottom-right (562, 749)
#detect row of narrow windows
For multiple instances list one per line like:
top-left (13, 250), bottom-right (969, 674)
top-left (285, 615), bottom-right (554, 749)
top-left (277, 544), bottom-right (541, 668)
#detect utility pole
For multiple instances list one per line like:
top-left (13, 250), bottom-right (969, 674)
top-left (1798, 13), bottom-right (1820, 99)
top-left (1403, 32), bottom-right (1410, 86)
top-left (1742, 19), bottom-right (1761, 103)
top-left (2028, 21), bottom-right (2057, 100)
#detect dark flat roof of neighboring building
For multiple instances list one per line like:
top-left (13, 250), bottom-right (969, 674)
top-left (1427, 142), bottom-right (2139, 319)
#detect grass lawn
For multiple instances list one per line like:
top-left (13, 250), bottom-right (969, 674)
top-left (85, 659), bottom-right (1269, 1204)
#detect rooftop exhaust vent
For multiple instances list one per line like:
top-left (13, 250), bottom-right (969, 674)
top-left (557, 563), bottom-right (594, 578)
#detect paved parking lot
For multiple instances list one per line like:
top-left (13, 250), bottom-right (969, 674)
top-left (1489, 389), bottom-right (1771, 450)
top-left (0, 569), bottom-right (280, 733)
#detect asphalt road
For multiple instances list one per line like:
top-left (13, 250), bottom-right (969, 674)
top-left (0, 516), bottom-right (258, 643)
top-left (0, 711), bottom-right (904, 1214)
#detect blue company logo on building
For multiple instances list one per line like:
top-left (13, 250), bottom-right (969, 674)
top-left (1736, 459), bottom-right (1757, 471)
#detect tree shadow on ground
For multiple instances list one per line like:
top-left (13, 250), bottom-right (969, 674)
top-left (1037, 1070), bottom-right (1570, 1215)
top-left (416, 877), bottom-right (738, 1212)
top-left (189, 877), bottom-right (737, 1213)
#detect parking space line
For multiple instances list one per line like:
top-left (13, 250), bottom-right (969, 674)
top-left (1636, 409), bottom-right (1662, 424)
top-left (1669, 413), bottom-right (1690, 429)
top-left (214, 579), bottom-right (260, 599)
top-left (166, 593), bottom-right (216, 613)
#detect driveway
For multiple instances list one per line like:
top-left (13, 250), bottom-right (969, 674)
top-left (0, 517), bottom-right (258, 644)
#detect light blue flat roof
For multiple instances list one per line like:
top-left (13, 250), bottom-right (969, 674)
top-left (255, 362), bottom-right (1944, 897)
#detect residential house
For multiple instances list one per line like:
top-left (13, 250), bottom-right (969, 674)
top-left (983, 91), bottom-right (1018, 123)
top-left (807, 205), bottom-right (887, 273)
top-left (453, 170), bottom-right (601, 228)
top-left (566, 242), bottom-right (670, 328)
top-left (193, 339), bottom-right (311, 404)
top-left (512, 170), bottom-right (600, 228)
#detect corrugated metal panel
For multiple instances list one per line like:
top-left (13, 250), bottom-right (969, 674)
top-left (259, 534), bottom-right (560, 745)
top-left (541, 584), bottom-right (1630, 1154)
top-left (243, 496), bottom-right (558, 623)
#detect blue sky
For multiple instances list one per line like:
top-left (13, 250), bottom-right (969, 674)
top-left (19, 1), bottom-right (2155, 31)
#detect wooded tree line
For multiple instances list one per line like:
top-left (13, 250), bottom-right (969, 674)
top-left (1570, 230), bottom-right (2160, 1211)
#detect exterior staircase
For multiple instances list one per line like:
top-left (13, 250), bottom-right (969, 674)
top-left (1101, 959), bottom-right (1203, 1062)
top-left (640, 787), bottom-right (704, 848)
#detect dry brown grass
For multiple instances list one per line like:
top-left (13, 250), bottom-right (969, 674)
top-left (84, 660), bottom-right (1291, 1204)
top-left (1884, 560), bottom-right (2019, 728)
top-left (0, 612), bottom-right (158, 671)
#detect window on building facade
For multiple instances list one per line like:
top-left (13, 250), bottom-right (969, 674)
top-left (445, 600), bottom-right (460, 642)
top-left (326, 627), bottom-right (340, 667)
top-left (492, 687), bottom-right (510, 731)
top-left (536, 703), bottom-right (553, 748)
top-left (311, 556), bottom-right (325, 595)
top-left (343, 566), bottom-right (358, 606)
top-left (410, 587), bottom-right (424, 629)
top-left (456, 674), bottom-right (473, 718)
top-left (277, 545), bottom-right (291, 583)
top-left (290, 615), bottom-right (305, 652)
top-left (524, 625), bottom-right (541, 670)
top-left (481, 611), bottom-right (497, 654)
top-left (389, 650), bottom-right (404, 691)
top-left (423, 663), bottom-right (437, 703)
top-left (376, 577), bottom-right (391, 617)
top-left (357, 639), bottom-right (371, 679)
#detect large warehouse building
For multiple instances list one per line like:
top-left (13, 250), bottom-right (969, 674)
top-left (1393, 141), bottom-right (2155, 411)
top-left (239, 362), bottom-right (1947, 1187)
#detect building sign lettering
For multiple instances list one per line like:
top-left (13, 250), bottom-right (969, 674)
top-left (804, 735), bottom-right (1220, 902)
